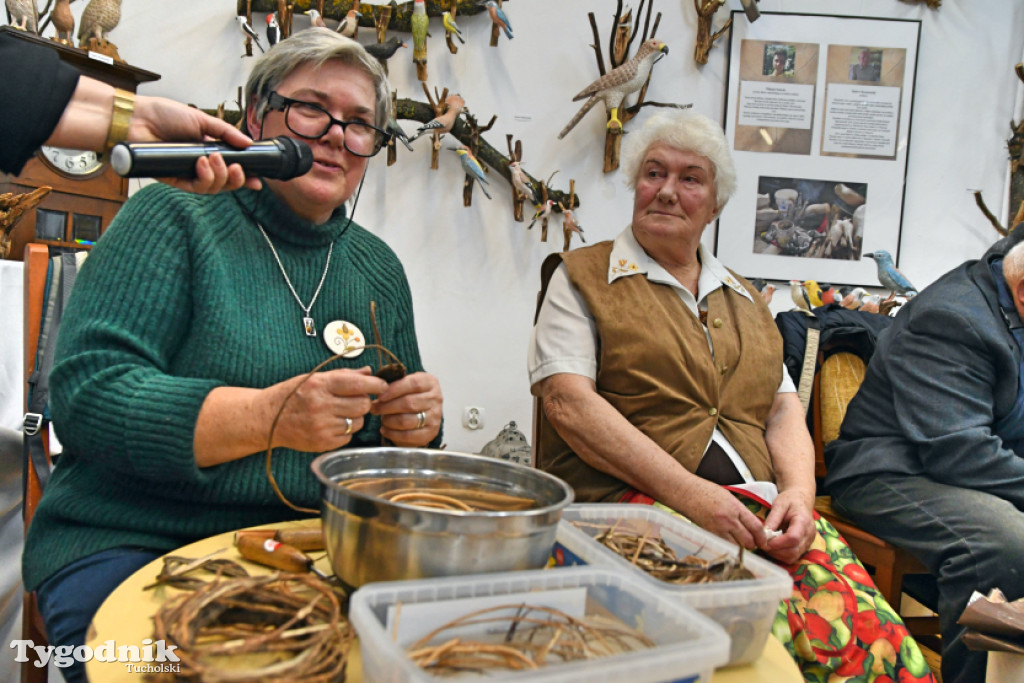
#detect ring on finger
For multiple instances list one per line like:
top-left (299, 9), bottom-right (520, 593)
top-left (416, 411), bottom-right (427, 429)
top-left (343, 417), bottom-right (354, 435)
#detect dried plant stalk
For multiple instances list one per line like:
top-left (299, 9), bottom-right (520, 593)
top-left (405, 603), bottom-right (654, 675)
top-left (574, 520), bottom-right (755, 583)
top-left (150, 572), bottom-right (351, 682)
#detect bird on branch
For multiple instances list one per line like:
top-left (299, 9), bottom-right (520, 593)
top-left (452, 147), bottom-right (492, 200)
top-left (305, 9), bottom-right (327, 29)
top-left (558, 38), bottom-right (669, 139)
top-left (337, 9), bottom-right (362, 39)
top-left (237, 16), bottom-right (265, 53)
top-left (442, 12), bottom-right (466, 44)
top-left (265, 12), bottom-right (281, 48)
top-left (485, 1), bottom-right (513, 40)
top-left (528, 200), bottom-right (555, 230)
top-left (409, 94), bottom-right (465, 142)
top-left (508, 161), bottom-right (539, 205)
top-left (386, 119), bottom-right (415, 151)
top-left (365, 36), bottom-right (407, 62)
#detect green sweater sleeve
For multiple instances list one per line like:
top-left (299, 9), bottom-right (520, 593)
top-left (49, 184), bottom-right (226, 484)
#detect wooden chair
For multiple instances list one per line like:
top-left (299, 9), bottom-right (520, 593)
top-left (811, 349), bottom-right (940, 642)
top-left (22, 242), bottom-right (51, 683)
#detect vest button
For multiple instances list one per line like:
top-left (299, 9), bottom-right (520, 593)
top-left (720, 366), bottom-right (728, 375)
top-left (708, 407), bottom-right (718, 416)
top-left (713, 318), bottom-right (723, 328)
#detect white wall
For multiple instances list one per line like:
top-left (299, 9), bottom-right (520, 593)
top-left (8, 0), bottom-right (1024, 452)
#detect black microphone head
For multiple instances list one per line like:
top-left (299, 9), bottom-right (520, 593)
top-left (271, 136), bottom-right (313, 180)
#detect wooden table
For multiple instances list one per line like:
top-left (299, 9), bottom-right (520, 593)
top-left (85, 521), bottom-right (801, 682)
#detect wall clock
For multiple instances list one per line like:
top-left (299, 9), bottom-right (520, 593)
top-left (0, 26), bottom-right (159, 259)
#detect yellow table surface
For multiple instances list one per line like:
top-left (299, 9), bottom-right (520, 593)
top-left (85, 520), bottom-right (801, 682)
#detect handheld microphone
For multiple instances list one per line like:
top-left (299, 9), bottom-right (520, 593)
top-left (110, 135), bottom-right (313, 180)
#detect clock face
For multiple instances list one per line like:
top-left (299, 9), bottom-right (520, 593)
top-left (39, 145), bottom-right (105, 178)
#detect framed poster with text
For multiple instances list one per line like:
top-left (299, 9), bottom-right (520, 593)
top-left (715, 12), bottom-right (921, 286)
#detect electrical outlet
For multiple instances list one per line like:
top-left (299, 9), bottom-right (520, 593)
top-left (462, 406), bottom-right (485, 430)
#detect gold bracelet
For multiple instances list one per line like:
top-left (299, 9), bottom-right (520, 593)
top-left (103, 88), bottom-right (135, 157)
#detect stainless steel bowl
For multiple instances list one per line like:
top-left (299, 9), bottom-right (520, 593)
top-left (311, 447), bottom-right (574, 588)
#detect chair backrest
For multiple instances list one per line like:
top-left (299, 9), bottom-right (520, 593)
top-left (22, 243), bottom-right (51, 529)
top-left (811, 351), bottom-right (867, 479)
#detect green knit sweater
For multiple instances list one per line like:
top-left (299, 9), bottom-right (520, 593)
top-left (23, 183), bottom-right (440, 591)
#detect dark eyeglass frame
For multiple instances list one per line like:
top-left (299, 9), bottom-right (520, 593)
top-left (264, 91), bottom-right (390, 157)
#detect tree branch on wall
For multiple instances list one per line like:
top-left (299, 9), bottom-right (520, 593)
top-left (693, 0), bottom-right (730, 66)
top-left (238, 0), bottom-right (498, 32)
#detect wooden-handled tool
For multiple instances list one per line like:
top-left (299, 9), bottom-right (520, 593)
top-left (235, 534), bottom-right (332, 581)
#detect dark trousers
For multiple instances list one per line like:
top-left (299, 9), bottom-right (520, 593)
top-left (34, 547), bottom-right (161, 683)
top-left (831, 473), bottom-right (1024, 683)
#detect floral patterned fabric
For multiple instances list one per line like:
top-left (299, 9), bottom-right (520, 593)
top-left (622, 490), bottom-right (936, 682)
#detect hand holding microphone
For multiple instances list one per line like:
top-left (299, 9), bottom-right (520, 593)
top-left (112, 135), bottom-right (313, 183)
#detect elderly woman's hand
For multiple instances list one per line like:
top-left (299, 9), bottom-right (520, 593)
top-left (676, 478), bottom-right (769, 551)
top-left (761, 489), bottom-right (816, 565)
top-left (371, 371), bottom-right (443, 447)
top-left (267, 367), bottom-right (388, 453)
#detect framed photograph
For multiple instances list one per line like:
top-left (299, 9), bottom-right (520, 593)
top-left (715, 12), bottom-right (921, 286)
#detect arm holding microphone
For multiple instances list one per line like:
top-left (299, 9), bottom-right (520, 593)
top-left (0, 31), bottom-right (260, 193)
top-left (47, 77), bottom-right (263, 194)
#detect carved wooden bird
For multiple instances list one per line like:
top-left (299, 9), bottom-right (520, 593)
top-left (0, 186), bottom-right (51, 259)
top-left (452, 147), bottom-right (491, 200)
top-left (409, 94), bottom-right (465, 142)
top-left (236, 16), bottom-right (265, 54)
top-left (305, 9), bottom-right (327, 29)
top-left (558, 38), bottom-right (669, 139)
top-left (78, 0), bottom-right (121, 46)
top-left (6, 0), bottom-right (38, 32)
top-left (442, 11), bottom-right (465, 44)
top-left (485, 1), bottom-right (513, 40)
top-left (411, 0), bottom-right (429, 64)
top-left (265, 12), bottom-right (281, 48)
top-left (51, 0), bottom-right (75, 44)
top-left (864, 250), bottom-right (918, 298)
top-left (336, 9), bottom-right (362, 39)
top-left (528, 200), bottom-right (555, 231)
top-left (508, 161), bottom-right (539, 205)
top-left (364, 36), bottom-right (406, 62)
top-left (561, 208), bottom-right (585, 251)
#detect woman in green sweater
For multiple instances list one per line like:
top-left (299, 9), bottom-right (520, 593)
top-left (23, 29), bottom-right (443, 681)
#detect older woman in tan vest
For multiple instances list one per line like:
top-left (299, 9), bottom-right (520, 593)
top-left (528, 111), bottom-right (935, 681)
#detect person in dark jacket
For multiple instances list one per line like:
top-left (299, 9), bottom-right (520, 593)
top-left (1, 31), bottom-right (256, 192)
top-left (826, 229), bottom-right (1024, 683)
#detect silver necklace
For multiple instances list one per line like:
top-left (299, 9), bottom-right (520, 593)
top-left (254, 219), bottom-right (333, 337)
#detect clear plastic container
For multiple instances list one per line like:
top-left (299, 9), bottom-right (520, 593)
top-left (349, 566), bottom-right (730, 682)
top-left (552, 504), bottom-right (793, 665)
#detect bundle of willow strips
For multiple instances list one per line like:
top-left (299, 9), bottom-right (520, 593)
top-left (343, 477), bottom-right (537, 512)
top-left (406, 603), bottom-right (654, 675)
top-left (150, 572), bottom-right (351, 682)
top-left (575, 521), bottom-right (755, 584)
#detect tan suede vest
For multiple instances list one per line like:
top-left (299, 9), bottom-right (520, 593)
top-left (536, 241), bottom-right (783, 502)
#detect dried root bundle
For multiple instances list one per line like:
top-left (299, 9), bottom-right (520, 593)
top-left (150, 572), bottom-right (351, 682)
top-left (406, 603), bottom-right (654, 675)
top-left (575, 520), bottom-right (755, 584)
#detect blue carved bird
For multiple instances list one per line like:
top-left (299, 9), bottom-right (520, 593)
top-left (864, 250), bottom-right (918, 298)
top-left (485, 1), bottom-right (513, 40)
top-left (452, 147), bottom-right (491, 200)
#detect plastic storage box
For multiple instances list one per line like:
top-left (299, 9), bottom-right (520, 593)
top-left (349, 566), bottom-right (730, 683)
top-left (552, 504), bottom-right (793, 665)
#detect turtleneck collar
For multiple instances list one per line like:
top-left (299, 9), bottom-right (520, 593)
top-left (232, 185), bottom-right (350, 248)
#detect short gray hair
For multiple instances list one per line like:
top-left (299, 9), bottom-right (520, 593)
top-left (244, 28), bottom-right (391, 130)
top-left (1003, 240), bottom-right (1024, 289)
top-left (620, 111), bottom-right (737, 210)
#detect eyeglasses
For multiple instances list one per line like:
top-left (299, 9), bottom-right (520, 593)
top-left (264, 92), bottom-right (389, 157)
